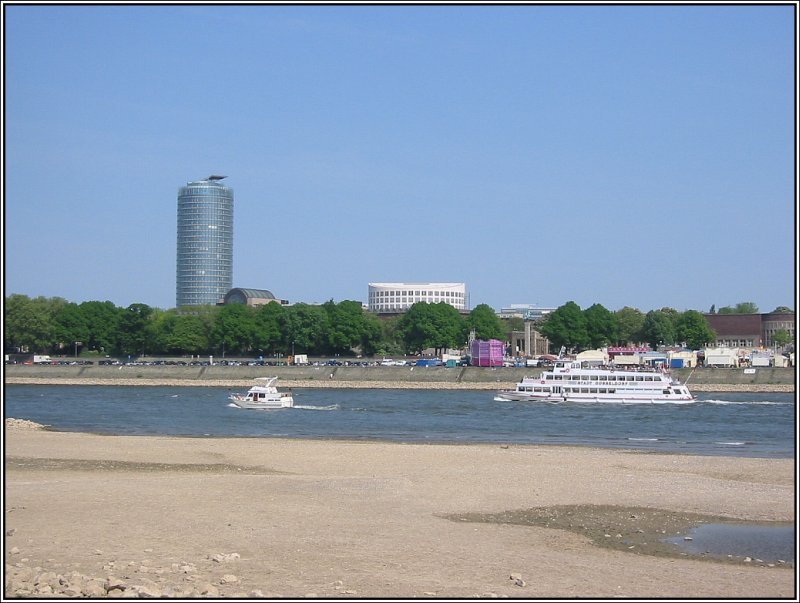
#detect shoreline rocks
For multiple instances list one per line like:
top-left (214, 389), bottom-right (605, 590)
top-left (4, 418), bottom-right (48, 431)
top-left (3, 554), bottom-right (259, 599)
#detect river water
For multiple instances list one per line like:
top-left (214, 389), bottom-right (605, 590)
top-left (4, 385), bottom-right (794, 458)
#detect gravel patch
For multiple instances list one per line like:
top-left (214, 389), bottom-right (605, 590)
top-left (445, 504), bottom-right (795, 567)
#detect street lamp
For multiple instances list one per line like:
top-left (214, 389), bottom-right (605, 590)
top-left (74, 341), bottom-right (82, 359)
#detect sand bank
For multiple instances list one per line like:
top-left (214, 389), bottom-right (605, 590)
top-left (4, 420), bottom-right (794, 598)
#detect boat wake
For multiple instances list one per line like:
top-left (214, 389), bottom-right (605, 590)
top-left (293, 404), bottom-right (340, 411)
top-left (704, 399), bottom-right (790, 406)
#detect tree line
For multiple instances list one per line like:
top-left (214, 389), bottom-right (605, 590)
top-left (538, 301), bottom-right (794, 352)
top-left (5, 294), bottom-right (791, 359)
top-left (3, 294), bottom-right (508, 358)
top-left (537, 302), bottom-right (717, 352)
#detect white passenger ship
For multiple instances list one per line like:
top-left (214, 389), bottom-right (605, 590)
top-left (495, 359), bottom-right (694, 404)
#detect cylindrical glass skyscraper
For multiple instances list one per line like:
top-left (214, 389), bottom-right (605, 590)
top-left (176, 176), bottom-right (233, 307)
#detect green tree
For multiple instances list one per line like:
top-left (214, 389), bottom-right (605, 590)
top-left (640, 310), bottom-right (676, 349)
top-left (719, 302), bottom-right (760, 314)
top-left (466, 304), bottom-right (506, 341)
top-left (167, 313), bottom-right (211, 354)
top-left (771, 306), bottom-right (793, 314)
top-left (53, 302), bottom-right (91, 352)
top-left (430, 302), bottom-right (468, 353)
top-left (583, 303), bottom-right (618, 349)
top-left (614, 306), bottom-right (645, 345)
top-left (281, 304), bottom-right (329, 355)
top-left (323, 300), bottom-right (371, 356)
top-left (397, 303), bottom-right (435, 354)
top-left (397, 302), bottom-right (466, 355)
top-left (538, 301), bottom-right (589, 352)
top-left (147, 309), bottom-right (174, 354)
top-left (772, 329), bottom-right (792, 349)
top-left (4, 294), bottom-right (57, 353)
top-left (734, 302), bottom-right (760, 314)
top-left (117, 303), bottom-right (153, 356)
top-left (504, 316), bottom-right (524, 333)
top-left (675, 310), bottom-right (715, 350)
top-left (252, 302), bottom-right (286, 355)
top-left (77, 301), bottom-right (121, 354)
top-left (210, 304), bottom-right (256, 355)
top-left (659, 307), bottom-right (680, 326)
top-left (358, 311), bottom-right (384, 357)
top-left (374, 316), bottom-right (405, 356)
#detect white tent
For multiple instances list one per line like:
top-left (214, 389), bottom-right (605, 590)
top-left (612, 354), bottom-right (641, 366)
top-left (704, 347), bottom-right (738, 367)
top-left (576, 349), bottom-right (608, 366)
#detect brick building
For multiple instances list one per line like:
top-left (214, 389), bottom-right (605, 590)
top-left (704, 312), bottom-right (795, 349)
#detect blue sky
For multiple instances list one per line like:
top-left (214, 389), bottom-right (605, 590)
top-left (4, 3), bottom-right (796, 314)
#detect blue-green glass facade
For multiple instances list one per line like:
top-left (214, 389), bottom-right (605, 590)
top-left (176, 178), bottom-right (234, 307)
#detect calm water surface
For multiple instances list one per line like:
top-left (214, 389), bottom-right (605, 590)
top-left (4, 386), bottom-right (795, 458)
top-left (665, 524), bottom-right (795, 563)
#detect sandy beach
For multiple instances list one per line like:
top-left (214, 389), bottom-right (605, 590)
top-left (3, 419), bottom-right (795, 599)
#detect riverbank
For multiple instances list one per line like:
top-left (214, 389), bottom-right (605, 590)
top-left (4, 421), bottom-right (794, 598)
top-left (4, 363), bottom-right (797, 393)
top-left (5, 363), bottom-right (795, 392)
top-left (4, 376), bottom-right (796, 392)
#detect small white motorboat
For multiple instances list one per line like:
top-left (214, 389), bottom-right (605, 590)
top-left (229, 377), bottom-right (294, 409)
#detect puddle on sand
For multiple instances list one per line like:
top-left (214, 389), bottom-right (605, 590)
top-left (664, 523), bottom-right (795, 564)
top-left (444, 505), bottom-right (795, 567)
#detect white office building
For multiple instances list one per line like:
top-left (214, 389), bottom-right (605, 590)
top-left (368, 282), bottom-right (467, 313)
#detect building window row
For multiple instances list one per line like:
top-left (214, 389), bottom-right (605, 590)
top-left (370, 290), bottom-right (463, 298)
top-left (715, 339), bottom-right (756, 348)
